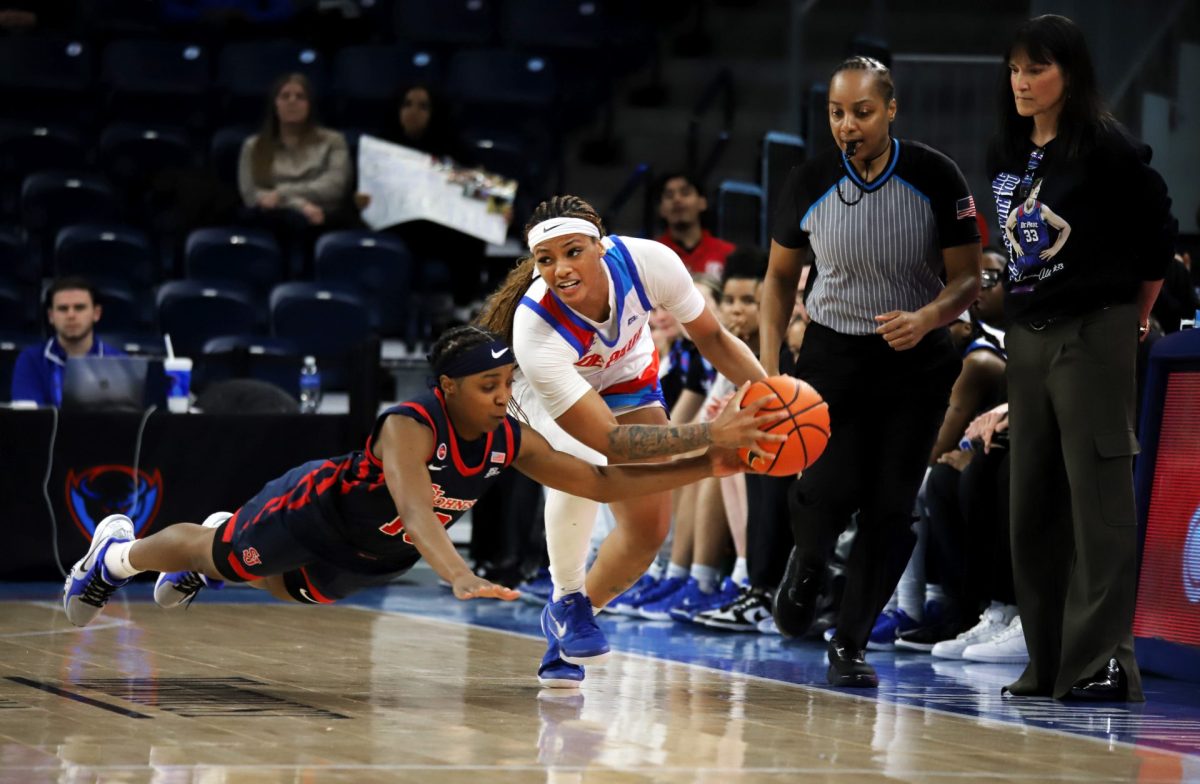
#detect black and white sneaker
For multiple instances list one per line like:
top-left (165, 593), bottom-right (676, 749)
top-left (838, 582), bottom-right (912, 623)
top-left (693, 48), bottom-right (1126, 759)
top-left (697, 586), bottom-right (773, 632)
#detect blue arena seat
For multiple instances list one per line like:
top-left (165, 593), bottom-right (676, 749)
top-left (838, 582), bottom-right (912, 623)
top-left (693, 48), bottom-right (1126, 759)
top-left (55, 224), bottom-right (156, 289)
top-left (269, 282), bottom-right (371, 388)
top-left (99, 123), bottom-right (198, 195)
top-left (0, 226), bottom-right (36, 287)
top-left (91, 280), bottom-right (154, 332)
top-left (103, 330), bottom-right (167, 357)
top-left (157, 280), bottom-right (262, 359)
top-left (0, 37), bottom-right (92, 124)
top-left (717, 181), bottom-right (765, 250)
top-left (393, 0), bottom-right (497, 47)
top-left (209, 125), bottom-right (254, 188)
top-left (217, 41), bottom-right (330, 126)
top-left (333, 45), bottom-right (442, 130)
top-left (0, 280), bottom-right (36, 332)
top-left (0, 123), bottom-right (87, 219)
top-left (184, 226), bottom-right (283, 297)
top-left (102, 39), bottom-right (212, 130)
top-left (198, 334), bottom-right (302, 397)
top-left (446, 49), bottom-right (558, 120)
top-left (21, 172), bottom-right (121, 269)
top-left (313, 230), bottom-right (413, 336)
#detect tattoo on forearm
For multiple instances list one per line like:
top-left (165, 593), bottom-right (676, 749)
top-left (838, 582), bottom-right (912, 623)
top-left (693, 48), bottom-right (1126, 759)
top-left (607, 422), bottom-right (711, 460)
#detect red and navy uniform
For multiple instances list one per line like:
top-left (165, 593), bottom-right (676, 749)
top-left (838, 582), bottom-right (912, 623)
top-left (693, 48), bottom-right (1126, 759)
top-left (210, 388), bottom-right (523, 603)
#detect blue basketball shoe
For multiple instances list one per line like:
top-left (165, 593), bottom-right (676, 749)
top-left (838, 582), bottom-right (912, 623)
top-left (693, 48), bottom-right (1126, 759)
top-left (543, 592), bottom-right (609, 665)
top-left (607, 573), bottom-right (657, 616)
top-left (538, 605), bottom-right (586, 688)
top-left (153, 511), bottom-right (230, 608)
top-left (62, 514), bottom-right (135, 627)
top-left (668, 577), bottom-right (740, 623)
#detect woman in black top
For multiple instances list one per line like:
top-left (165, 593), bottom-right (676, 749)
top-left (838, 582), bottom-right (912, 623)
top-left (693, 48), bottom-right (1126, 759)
top-left (760, 56), bottom-right (982, 687)
top-left (988, 15), bottom-right (1172, 702)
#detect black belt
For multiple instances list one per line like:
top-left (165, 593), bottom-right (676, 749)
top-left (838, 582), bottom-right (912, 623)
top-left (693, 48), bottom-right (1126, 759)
top-left (1026, 301), bottom-right (1127, 332)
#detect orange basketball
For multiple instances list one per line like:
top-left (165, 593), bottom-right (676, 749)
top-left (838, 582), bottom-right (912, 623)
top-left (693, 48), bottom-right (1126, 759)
top-left (737, 376), bottom-right (830, 476)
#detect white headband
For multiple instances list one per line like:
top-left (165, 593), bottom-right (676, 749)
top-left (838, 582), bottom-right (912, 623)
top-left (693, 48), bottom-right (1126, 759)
top-left (526, 217), bottom-right (601, 253)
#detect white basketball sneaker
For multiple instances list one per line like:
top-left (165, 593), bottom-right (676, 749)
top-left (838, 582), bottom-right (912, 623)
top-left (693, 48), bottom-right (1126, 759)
top-left (62, 514), bottom-right (135, 627)
top-left (930, 603), bottom-right (1017, 660)
top-left (961, 616), bottom-right (1028, 664)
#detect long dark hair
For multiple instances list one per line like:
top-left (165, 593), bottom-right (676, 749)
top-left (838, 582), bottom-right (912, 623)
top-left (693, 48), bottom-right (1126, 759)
top-left (990, 14), bottom-right (1117, 168)
top-left (384, 83), bottom-right (458, 158)
top-left (250, 72), bottom-right (321, 187)
top-left (476, 195), bottom-right (605, 344)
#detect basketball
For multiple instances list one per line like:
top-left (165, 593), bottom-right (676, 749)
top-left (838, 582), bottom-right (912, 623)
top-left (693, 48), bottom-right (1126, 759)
top-left (737, 376), bottom-right (830, 476)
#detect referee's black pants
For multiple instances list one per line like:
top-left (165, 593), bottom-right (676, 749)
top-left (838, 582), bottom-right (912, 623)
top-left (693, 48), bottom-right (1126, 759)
top-left (787, 321), bottom-right (959, 650)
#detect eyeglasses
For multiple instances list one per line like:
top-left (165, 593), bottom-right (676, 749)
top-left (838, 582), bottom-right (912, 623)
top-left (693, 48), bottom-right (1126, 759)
top-left (980, 269), bottom-right (1001, 289)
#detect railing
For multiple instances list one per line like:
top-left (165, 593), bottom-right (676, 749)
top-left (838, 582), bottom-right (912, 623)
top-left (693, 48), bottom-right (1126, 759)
top-left (602, 162), bottom-right (655, 239)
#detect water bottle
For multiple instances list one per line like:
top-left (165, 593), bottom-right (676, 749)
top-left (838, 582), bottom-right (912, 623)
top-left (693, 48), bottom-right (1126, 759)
top-left (299, 356), bottom-right (322, 414)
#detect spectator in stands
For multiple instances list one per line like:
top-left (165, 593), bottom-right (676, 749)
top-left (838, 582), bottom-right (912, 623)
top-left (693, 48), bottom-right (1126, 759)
top-left (1151, 238), bottom-right (1199, 334)
top-left (11, 277), bottom-right (124, 407)
top-left (655, 172), bottom-right (735, 279)
top-left (988, 14), bottom-right (1173, 702)
top-left (238, 73), bottom-right (351, 229)
top-left (381, 84), bottom-right (472, 163)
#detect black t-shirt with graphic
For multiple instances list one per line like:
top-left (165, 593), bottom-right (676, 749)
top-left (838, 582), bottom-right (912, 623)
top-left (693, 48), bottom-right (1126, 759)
top-left (988, 127), bottom-right (1173, 325)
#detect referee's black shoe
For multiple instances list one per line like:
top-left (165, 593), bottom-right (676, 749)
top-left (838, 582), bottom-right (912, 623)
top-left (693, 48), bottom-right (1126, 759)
top-left (827, 636), bottom-right (879, 688)
top-left (772, 547), bottom-right (824, 639)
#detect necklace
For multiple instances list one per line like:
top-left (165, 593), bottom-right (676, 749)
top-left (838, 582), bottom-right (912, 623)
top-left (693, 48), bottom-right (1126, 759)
top-left (836, 140), bottom-right (893, 207)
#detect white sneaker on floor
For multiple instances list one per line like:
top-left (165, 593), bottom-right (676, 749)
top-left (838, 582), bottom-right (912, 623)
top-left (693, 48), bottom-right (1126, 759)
top-left (961, 616), bottom-right (1028, 663)
top-left (930, 603), bottom-right (1017, 660)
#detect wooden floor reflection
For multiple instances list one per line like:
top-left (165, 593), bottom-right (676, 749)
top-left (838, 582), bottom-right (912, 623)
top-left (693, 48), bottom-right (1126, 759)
top-left (0, 597), bottom-right (1191, 783)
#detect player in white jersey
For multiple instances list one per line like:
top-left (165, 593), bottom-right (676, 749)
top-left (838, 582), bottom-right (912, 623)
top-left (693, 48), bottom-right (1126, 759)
top-left (479, 195), bottom-right (778, 687)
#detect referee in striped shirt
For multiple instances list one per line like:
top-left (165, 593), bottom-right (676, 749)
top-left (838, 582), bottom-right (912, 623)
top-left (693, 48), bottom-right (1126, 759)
top-left (759, 56), bottom-right (982, 687)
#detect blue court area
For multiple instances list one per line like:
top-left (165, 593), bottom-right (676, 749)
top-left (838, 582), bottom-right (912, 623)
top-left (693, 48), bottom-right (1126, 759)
top-left (7, 578), bottom-right (1200, 766)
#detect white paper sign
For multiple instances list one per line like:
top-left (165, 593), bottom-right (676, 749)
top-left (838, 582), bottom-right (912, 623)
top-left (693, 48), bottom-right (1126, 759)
top-left (357, 135), bottom-right (515, 245)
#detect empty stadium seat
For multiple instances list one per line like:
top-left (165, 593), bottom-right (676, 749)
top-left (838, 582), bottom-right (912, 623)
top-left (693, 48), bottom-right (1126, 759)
top-left (92, 280), bottom-right (154, 332)
top-left (209, 125), bottom-right (254, 188)
top-left (103, 329), bottom-right (166, 357)
top-left (99, 123), bottom-right (198, 196)
top-left (157, 280), bottom-right (262, 358)
top-left (313, 230), bottom-right (413, 336)
top-left (269, 282), bottom-right (371, 388)
top-left (446, 50), bottom-right (558, 123)
top-left (184, 226), bottom-right (283, 296)
top-left (0, 227), bottom-right (36, 287)
top-left (393, 0), bottom-right (496, 47)
top-left (55, 224), bottom-right (156, 289)
top-left (0, 123), bottom-right (87, 219)
top-left (332, 45), bottom-right (442, 130)
top-left (102, 39), bottom-right (212, 129)
top-left (0, 37), bottom-right (92, 124)
top-left (21, 172), bottom-right (121, 269)
top-left (0, 281), bottom-right (36, 331)
top-left (717, 181), bottom-right (765, 250)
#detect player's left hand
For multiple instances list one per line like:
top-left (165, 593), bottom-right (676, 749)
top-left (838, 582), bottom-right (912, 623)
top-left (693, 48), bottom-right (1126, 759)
top-left (453, 573), bottom-right (521, 602)
top-left (875, 310), bottom-right (934, 351)
top-left (707, 446), bottom-right (748, 477)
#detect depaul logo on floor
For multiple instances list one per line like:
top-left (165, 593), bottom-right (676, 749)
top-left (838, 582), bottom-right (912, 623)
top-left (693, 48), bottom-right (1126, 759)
top-left (1185, 506), bottom-right (1200, 604)
top-left (65, 465), bottom-right (163, 540)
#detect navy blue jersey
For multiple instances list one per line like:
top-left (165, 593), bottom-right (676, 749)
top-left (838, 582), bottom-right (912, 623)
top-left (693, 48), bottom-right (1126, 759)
top-left (218, 388), bottom-right (522, 578)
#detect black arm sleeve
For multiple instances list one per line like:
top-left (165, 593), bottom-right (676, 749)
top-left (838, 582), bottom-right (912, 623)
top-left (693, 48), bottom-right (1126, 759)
top-left (770, 165), bottom-right (811, 250)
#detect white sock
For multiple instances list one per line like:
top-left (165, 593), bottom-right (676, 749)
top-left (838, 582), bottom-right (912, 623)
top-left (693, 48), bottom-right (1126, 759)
top-left (647, 560), bottom-right (665, 581)
top-left (666, 562), bottom-right (689, 580)
top-left (690, 563), bottom-right (720, 593)
top-left (545, 488), bottom-right (599, 601)
top-left (926, 583), bottom-right (947, 606)
top-left (103, 541), bottom-right (142, 580)
top-left (730, 557), bottom-right (749, 586)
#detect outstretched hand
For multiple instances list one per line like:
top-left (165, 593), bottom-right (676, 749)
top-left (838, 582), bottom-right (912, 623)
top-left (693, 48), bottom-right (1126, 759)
top-left (964, 403), bottom-right (1009, 454)
top-left (709, 381), bottom-right (789, 456)
top-left (452, 573), bottom-right (521, 601)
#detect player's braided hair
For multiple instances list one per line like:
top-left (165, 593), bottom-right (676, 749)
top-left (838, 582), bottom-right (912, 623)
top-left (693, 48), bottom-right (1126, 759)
top-left (831, 55), bottom-right (894, 102)
top-left (476, 195), bottom-right (606, 344)
top-left (428, 324), bottom-right (503, 379)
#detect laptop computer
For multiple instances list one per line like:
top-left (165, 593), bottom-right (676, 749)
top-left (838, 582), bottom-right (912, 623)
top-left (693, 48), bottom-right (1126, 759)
top-left (62, 356), bottom-right (158, 412)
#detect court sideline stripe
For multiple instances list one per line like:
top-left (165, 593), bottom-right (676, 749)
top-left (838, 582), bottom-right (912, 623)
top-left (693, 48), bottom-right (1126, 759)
top-left (6, 676), bottom-right (152, 719)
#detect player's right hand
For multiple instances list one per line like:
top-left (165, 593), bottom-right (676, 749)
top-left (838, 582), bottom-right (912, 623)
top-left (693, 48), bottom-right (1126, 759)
top-left (709, 381), bottom-right (788, 456)
top-left (453, 573), bottom-right (520, 602)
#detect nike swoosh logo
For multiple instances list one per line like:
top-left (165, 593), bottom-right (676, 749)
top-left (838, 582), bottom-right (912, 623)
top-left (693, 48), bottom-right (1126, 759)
top-left (491, 347), bottom-right (510, 358)
top-left (549, 610), bottom-right (568, 638)
top-left (298, 587), bottom-right (313, 602)
top-left (541, 222), bottom-right (565, 232)
top-left (428, 465), bottom-right (444, 471)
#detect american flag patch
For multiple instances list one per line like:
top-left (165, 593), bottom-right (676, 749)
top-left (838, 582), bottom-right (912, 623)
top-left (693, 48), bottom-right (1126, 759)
top-left (490, 451), bottom-right (506, 464)
top-left (956, 196), bottom-right (976, 220)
